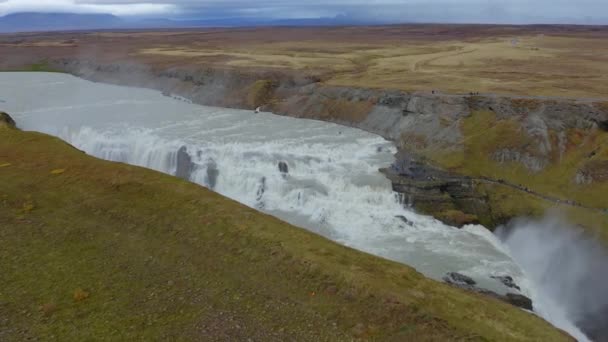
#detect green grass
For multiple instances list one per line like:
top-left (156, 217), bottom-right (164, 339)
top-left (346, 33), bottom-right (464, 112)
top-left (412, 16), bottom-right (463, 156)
top-left (0, 126), bottom-right (571, 341)
top-left (416, 110), bottom-right (608, 239)
top-left (2, 61), bottom-right (63, 73)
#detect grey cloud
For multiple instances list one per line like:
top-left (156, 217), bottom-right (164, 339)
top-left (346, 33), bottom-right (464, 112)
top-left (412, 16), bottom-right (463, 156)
top-left (1, 0), bottom-right (607, 24)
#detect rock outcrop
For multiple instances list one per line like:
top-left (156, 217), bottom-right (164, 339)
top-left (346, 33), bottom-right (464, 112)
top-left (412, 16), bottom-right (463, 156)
top-left (381, 156), bottom-right (489, 227)
top-left (0, 111), bottom-right (16, 129)
top-left (175, 146), bottom-right (194, 181)
top-left (278, 161), bottom-right (289, 174)
top-left (443, 272), bottom-right (533, 311)
top-left (491, 275), bottom-right (522, 291)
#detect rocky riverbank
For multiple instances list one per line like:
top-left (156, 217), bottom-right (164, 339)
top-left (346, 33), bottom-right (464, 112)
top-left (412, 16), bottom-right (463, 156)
top-left (42, 59), bottom-right (608, 237)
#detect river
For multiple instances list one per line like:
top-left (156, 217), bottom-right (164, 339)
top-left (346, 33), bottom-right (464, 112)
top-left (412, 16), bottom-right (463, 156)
top-left (0, 72), bottom-right (595, 341)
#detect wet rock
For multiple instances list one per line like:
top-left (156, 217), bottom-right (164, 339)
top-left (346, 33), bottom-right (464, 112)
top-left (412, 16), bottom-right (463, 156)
top-left (206, 161), bottom-right (219, 189)
top-left (175, 146), bottom-right (194, 180)
top-left (256, 177), bottom-right (266, 202)
top-left (443, 272), bottom-right (476, 286)
top-left (491, 275), bottom-right (521, 291)
top-left (504, 293), bottom-right (533, 311)
top-left (381, 155), bottom-right (492, 228)
top-left (0, 111), bottom-right (16, 129)
top-left (395, 215), bottom-right (414, 227)
top-left (278, 161), bottom-right (289, 174)
top-left (443, 272), bottom-right (533, 311)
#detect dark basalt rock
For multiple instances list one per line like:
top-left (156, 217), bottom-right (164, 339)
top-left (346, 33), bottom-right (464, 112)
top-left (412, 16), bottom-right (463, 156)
top-left (381, 154), bottom-right (494, 228)
top-left (442, 272), bottom-right (533, 311)
top-left (278, 161), bottom-right (289, 174)
top-left (491, 275), bottom-right (521, 291)
top-left (256, 176), bottom-right (266, 201)
top-left (504, 293), bottom-right (533, 311)
top-left (443, 272), bottom-right (476, 286)
top-left (395, 215), bottom-right (414, 227)
top-left (0, 111), bottom-right (16, 129)
top-left (175, 146), bottom-right (194, 181)
top-left (206, 160), bottom-right (219, 189)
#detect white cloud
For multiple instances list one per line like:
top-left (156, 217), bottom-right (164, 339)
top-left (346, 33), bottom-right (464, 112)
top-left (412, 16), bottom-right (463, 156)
top-left (0, 0), bottom-right (178, 16)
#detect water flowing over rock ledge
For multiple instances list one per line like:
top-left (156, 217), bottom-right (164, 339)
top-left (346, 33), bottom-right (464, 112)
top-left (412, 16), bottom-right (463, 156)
top-left (48, 58), bottom-right (608, 233)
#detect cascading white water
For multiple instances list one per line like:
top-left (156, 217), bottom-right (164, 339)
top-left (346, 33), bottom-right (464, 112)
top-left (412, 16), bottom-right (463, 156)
top-left (1, 72), bottom-right (599, 340)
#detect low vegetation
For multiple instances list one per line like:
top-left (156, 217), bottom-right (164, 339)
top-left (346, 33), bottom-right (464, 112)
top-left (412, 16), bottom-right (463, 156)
top-left (0, 120), bottom-right (571, 340)
top-left (247, 79), bottom-right (275, 108)
top-left (2, 27), bottom-right (608, 98)
top-left (4, 61), bottom-right (62, 73)
top-left (418, 109), bottom-right (608, 240)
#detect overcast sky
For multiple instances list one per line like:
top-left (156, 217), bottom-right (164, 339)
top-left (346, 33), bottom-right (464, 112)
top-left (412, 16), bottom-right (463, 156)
top-left (0, 0), bottom-right (606, 24)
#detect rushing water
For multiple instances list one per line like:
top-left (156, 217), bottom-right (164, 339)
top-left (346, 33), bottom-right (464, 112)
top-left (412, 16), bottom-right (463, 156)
top-left (0, 72), bottom-right (594, 340)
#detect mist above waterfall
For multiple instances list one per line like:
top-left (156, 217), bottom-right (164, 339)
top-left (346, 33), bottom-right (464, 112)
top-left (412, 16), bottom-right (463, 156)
top-left (497, 213), bottom-right (608, 341)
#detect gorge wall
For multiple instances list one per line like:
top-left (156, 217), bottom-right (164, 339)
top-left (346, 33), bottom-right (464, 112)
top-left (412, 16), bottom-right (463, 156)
top-left (50, 58), bottom-right (608, 237)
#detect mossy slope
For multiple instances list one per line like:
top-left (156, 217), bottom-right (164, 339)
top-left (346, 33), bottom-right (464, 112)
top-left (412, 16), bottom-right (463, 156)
top-left (414, 109), bottom-right (608, 239)
top-left (0, 127), bottom-right (571, 341)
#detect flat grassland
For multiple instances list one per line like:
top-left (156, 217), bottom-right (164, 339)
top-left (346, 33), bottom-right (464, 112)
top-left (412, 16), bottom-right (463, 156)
top-left (1, 25), bottom-right (607, 98)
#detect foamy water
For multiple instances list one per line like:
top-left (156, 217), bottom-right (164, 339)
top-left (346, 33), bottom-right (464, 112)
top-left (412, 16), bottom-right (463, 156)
top-left (0, 72), bottom-right (594, 340)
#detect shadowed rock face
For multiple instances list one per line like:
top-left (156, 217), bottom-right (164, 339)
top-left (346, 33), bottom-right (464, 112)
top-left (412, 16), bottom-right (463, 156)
top-left (175, 146), bottom-right (194, 181)
top-left (598, 120), bottom-right (608, 132)
top-left (442, 272), bottom-right (533, 311)
top-left (0, 111), bottom-right (16, 129)
top-left (278, 161), bottom-right (289, 174)
top-left (381, 158), bottom-right (490, 228)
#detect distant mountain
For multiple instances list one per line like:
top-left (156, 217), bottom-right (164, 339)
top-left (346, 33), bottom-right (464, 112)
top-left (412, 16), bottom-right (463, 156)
top-left (149, 15), bottom-right (379, 28)
top-left (0, 12), bottom-right (382, 33)
top-left (0, 12), bottom-right (125, 32)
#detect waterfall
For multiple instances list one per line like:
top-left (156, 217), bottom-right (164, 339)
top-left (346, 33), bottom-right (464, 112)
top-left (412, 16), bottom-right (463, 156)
top-left (2, 71), bottom-right (601, 340)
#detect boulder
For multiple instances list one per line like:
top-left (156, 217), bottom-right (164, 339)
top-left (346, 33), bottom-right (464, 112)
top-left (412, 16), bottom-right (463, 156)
top-left (206, 160), bottom-right (219, 189)
top-left (278, 161), bottom-right (289, 174)
top-left (0, 111), bottom-right (16, 129)
top-left (504, 293), bottom-right (533, 311)
top-left (443, 272), bottom-right (533, 311)
top-left (175, 146), bottom-right (194, 181)
top-left (395, 215), bottom-right (414, 227)
top-left (443, 272), bottom-right (476, 286)
top-left (491, 275), bottom-right (521, 291)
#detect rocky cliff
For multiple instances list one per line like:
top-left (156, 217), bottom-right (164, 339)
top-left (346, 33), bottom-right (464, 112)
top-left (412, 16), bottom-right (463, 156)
top-left (0, 111), bottom-right (16, 129)
top-left (50, 58), bottom-right (608, 236)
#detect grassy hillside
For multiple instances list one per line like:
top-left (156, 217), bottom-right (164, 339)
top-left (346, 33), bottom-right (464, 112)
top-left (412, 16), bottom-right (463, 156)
top-left (416, 109), bottom-right (608, 240)
top-left (0, 123), bottom-right (571, 340)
